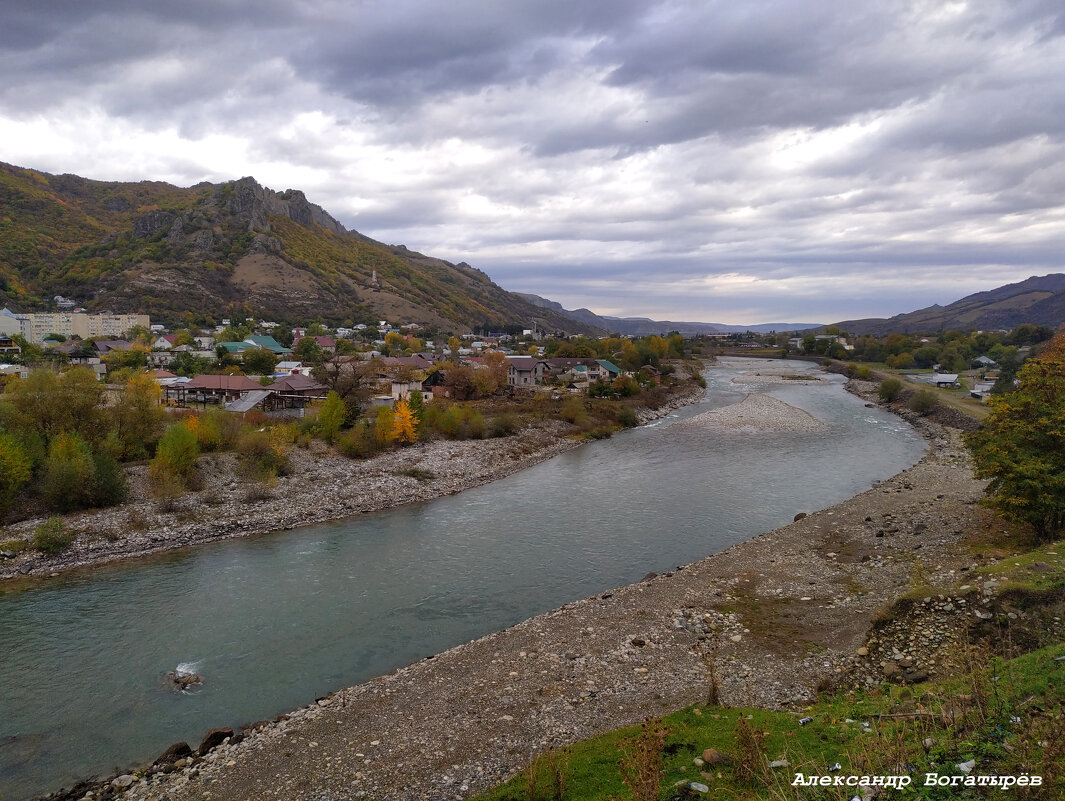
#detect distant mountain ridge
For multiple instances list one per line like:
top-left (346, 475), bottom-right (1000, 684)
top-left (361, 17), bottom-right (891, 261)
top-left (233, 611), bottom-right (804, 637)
top-left (515, 293), bottom-right (821, 335)
top-left (835, 274), bottom-right (1065, 335)
top-left (0, 162), bottom-right (598, 334)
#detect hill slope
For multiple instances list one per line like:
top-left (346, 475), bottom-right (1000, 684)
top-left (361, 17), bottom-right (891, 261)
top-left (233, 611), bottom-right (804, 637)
top-left (836, 274), bottom-right (1065, 334)
top-left (0, 163), bottom-right (596, 334)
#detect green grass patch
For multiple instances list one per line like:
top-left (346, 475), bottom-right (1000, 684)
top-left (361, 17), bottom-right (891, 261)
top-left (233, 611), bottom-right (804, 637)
top-left (475, 643), bottom-right (1065, 800)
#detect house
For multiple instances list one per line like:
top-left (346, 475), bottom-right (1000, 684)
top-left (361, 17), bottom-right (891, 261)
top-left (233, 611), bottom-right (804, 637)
top-left (151, 335), bottom-right (177, 350)
top-left (244, 335), bottom-right (292, 355)
top-left (933, 373), bottom-right (960, 388)
top-left (292, 335), bottom-right (336, 353)
top-left (179, 374), bottom-right (264, 405)
top-left (505, 356), bottom-right (548, 387)
top-left (268, 373), bottom-right (327, 396)
top-left (0, 335), bottom-right (21, 355)
top-left (275, 360), bottom-right (312, 376)
top-left (94, 340), bottom-right (132, 354)
top-left (973, 355), bottom-right (997, 368)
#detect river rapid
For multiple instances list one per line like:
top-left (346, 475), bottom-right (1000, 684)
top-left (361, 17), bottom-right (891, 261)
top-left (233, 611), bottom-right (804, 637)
top-left (0, 359), bottom-right (925, 800)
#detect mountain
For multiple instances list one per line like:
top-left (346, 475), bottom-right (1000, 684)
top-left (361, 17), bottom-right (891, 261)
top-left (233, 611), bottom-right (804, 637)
top-left (835, 274), bottom-right (1065, 335)
top-left (515, 293), bottom-right (821, 335)
top-left (0, 163), bottom-right (598, 334)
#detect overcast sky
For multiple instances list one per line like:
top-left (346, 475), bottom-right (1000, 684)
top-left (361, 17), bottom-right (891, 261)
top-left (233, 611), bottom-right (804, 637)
top-left (3, 1), bottom-right (1064, 324)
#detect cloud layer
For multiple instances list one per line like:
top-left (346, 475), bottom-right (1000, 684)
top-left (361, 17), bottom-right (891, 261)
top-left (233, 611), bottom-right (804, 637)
top-left (3, 0), bottom-right (1064, 323)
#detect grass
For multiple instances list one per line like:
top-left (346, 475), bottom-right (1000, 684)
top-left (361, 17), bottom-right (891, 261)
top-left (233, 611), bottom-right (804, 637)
top-left (474, 642), bottom-right (1065, 800)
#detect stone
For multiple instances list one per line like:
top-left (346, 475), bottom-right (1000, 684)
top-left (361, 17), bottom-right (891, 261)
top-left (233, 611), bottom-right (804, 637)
top-left (857, 647), bottom-right (869, 656)
top-left (702, 747), bottom-right (732, 765)
top-left (198, 727), bottom-right (234, 755)
top-left (769, 759), bottom-right (789, 768)
top-left (793, 512), bottom-right (808, 521)
top-left (111, 774), bottom-right (135, 789)
top-left (631, 638), bottom-right (646, 647)
top-left (153, 741), bottom-right (193, 766)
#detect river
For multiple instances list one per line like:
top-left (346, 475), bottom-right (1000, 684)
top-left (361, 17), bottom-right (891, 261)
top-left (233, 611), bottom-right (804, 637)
top-left (0, 359), bottom-right (925, 800)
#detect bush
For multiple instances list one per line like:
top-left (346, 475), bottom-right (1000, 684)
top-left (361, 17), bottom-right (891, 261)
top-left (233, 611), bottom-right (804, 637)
top-left (617, 407), bottom-right (639, 428)
top-left (908, 388), bottom-right (939, 415)
top-left (0, 432), bottom-right (32, 515)
top-left (150, 422), bottom-right (200, 491)
top-left (236, 430), bottom-right (289, 481)
top-left (490, 413), bottom-right (519, 437)
top-left (90, 451), bottom-right (128, 508)
top-left (878, 378), bottom-right (903, 403)
top-left (41, 433), bottom-right (95, 513)
top-left (33, 517), bottom-right (74, 554)
top-left (559, 397), bottom-right (587, 425)
top-left (338, 422), bottom-right (382, 459)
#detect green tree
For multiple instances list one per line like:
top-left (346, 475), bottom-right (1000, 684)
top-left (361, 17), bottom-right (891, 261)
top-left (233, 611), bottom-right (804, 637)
top-left (294, 337), bottom-right (325, 364)
top-left (242, 348), bottom-right (278, 376)
top-left (317, 391), bottom-right (347, 443)
top-left (0, 432), bottom-right (32, 515)
top-left (965, 334), bottom-right (1065, 540)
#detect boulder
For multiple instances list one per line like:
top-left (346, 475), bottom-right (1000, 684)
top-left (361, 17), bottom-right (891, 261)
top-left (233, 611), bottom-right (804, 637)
top-left (198, 727), bottom-right (234, 755)
top-left (153, 741), bottom-right (193, 766)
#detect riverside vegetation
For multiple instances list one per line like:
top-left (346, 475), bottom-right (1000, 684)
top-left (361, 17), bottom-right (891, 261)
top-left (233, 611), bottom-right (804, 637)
top-left (471, 336), bottom-right (1065, 800)
top-left (0, 351), bottom-right (707, 568)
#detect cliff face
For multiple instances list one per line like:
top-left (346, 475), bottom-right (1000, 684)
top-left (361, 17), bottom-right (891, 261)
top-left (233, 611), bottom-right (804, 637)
top-left (0, 163), bottom-right (596, 333)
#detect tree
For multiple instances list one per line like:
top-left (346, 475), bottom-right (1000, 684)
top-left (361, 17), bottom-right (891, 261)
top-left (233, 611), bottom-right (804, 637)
top-left (317, 391), bottom-right (347, 443)
top-left (390, 399), bottom-right (417, 445)
top-left (41, 432), bottom-right (96, 512)
top-left (374, 406), bottom-right (395, 446)
top-left (4, 367), bottom-right (103, 444)
top-left (108, 372), bottom-right (166, 460)
top-left (0, 433), bottom-right (31, 515)
top-left (965, 334), bottom-right (1065, 540)
top-left (242, 348), bottom-right (278, 376)
top-left (293, 337), bottom-right (325, 365)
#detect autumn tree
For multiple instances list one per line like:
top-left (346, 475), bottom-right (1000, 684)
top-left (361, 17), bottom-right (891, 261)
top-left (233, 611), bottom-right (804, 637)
top-left (966, 333), bottom-right (1065, 540)
top-left (390, 399), bottom-right (418, 445)
top-left (107, 372), bottom-right (167, 460)
top-left (4, 367), bottom-right (103, 444)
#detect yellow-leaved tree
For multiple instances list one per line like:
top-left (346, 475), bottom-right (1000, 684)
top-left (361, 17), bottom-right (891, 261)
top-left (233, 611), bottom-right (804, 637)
top-left (390, 399), bottom-right (418, 445)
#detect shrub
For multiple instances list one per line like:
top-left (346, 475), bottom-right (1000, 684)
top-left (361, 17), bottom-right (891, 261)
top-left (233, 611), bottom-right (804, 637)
top-left (617, 407), bottom-right (639, 428)
top-left (33, 517), bottom-right (74, 554)
top-left (90, 451), bottom-right (128, 508)
top-left (150, 422), bottom-right (200, 491)
top-left (559, 397), bottom-right (586, 424)
top-left (490, 413), bottom-right (519, 437)
top-left (908, 388), bottom-right (939, 415)
top-left (338, 422), bottom-right (381, 459)
top-left (236, 429), bottom-right (290, 481)
top-left (878, 378), bottom-right (903, 403)
top-left (41, 433), bottom-right (95, 512)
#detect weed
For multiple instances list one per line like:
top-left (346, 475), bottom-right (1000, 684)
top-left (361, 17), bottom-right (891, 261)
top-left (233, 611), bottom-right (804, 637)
top-left (616, 718), bottom-right (667, 801)
top-left (397, 468), bottom-right (436, 482)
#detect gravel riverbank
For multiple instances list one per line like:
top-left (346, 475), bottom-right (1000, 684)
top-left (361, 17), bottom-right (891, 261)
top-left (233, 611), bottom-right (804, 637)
top-left (63, 371), bottom-right (1000, 801)
top-left (0, 383), bottom-right (706, 583)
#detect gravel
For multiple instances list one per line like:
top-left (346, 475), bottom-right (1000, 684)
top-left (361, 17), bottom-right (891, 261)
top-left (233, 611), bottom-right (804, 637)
top-left (78, 373), bottom-right (998, 801)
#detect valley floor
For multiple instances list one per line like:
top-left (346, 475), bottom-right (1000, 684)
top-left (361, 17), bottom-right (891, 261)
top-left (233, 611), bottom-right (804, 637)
top-left (74, 378), bottom-right (1026, 801)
